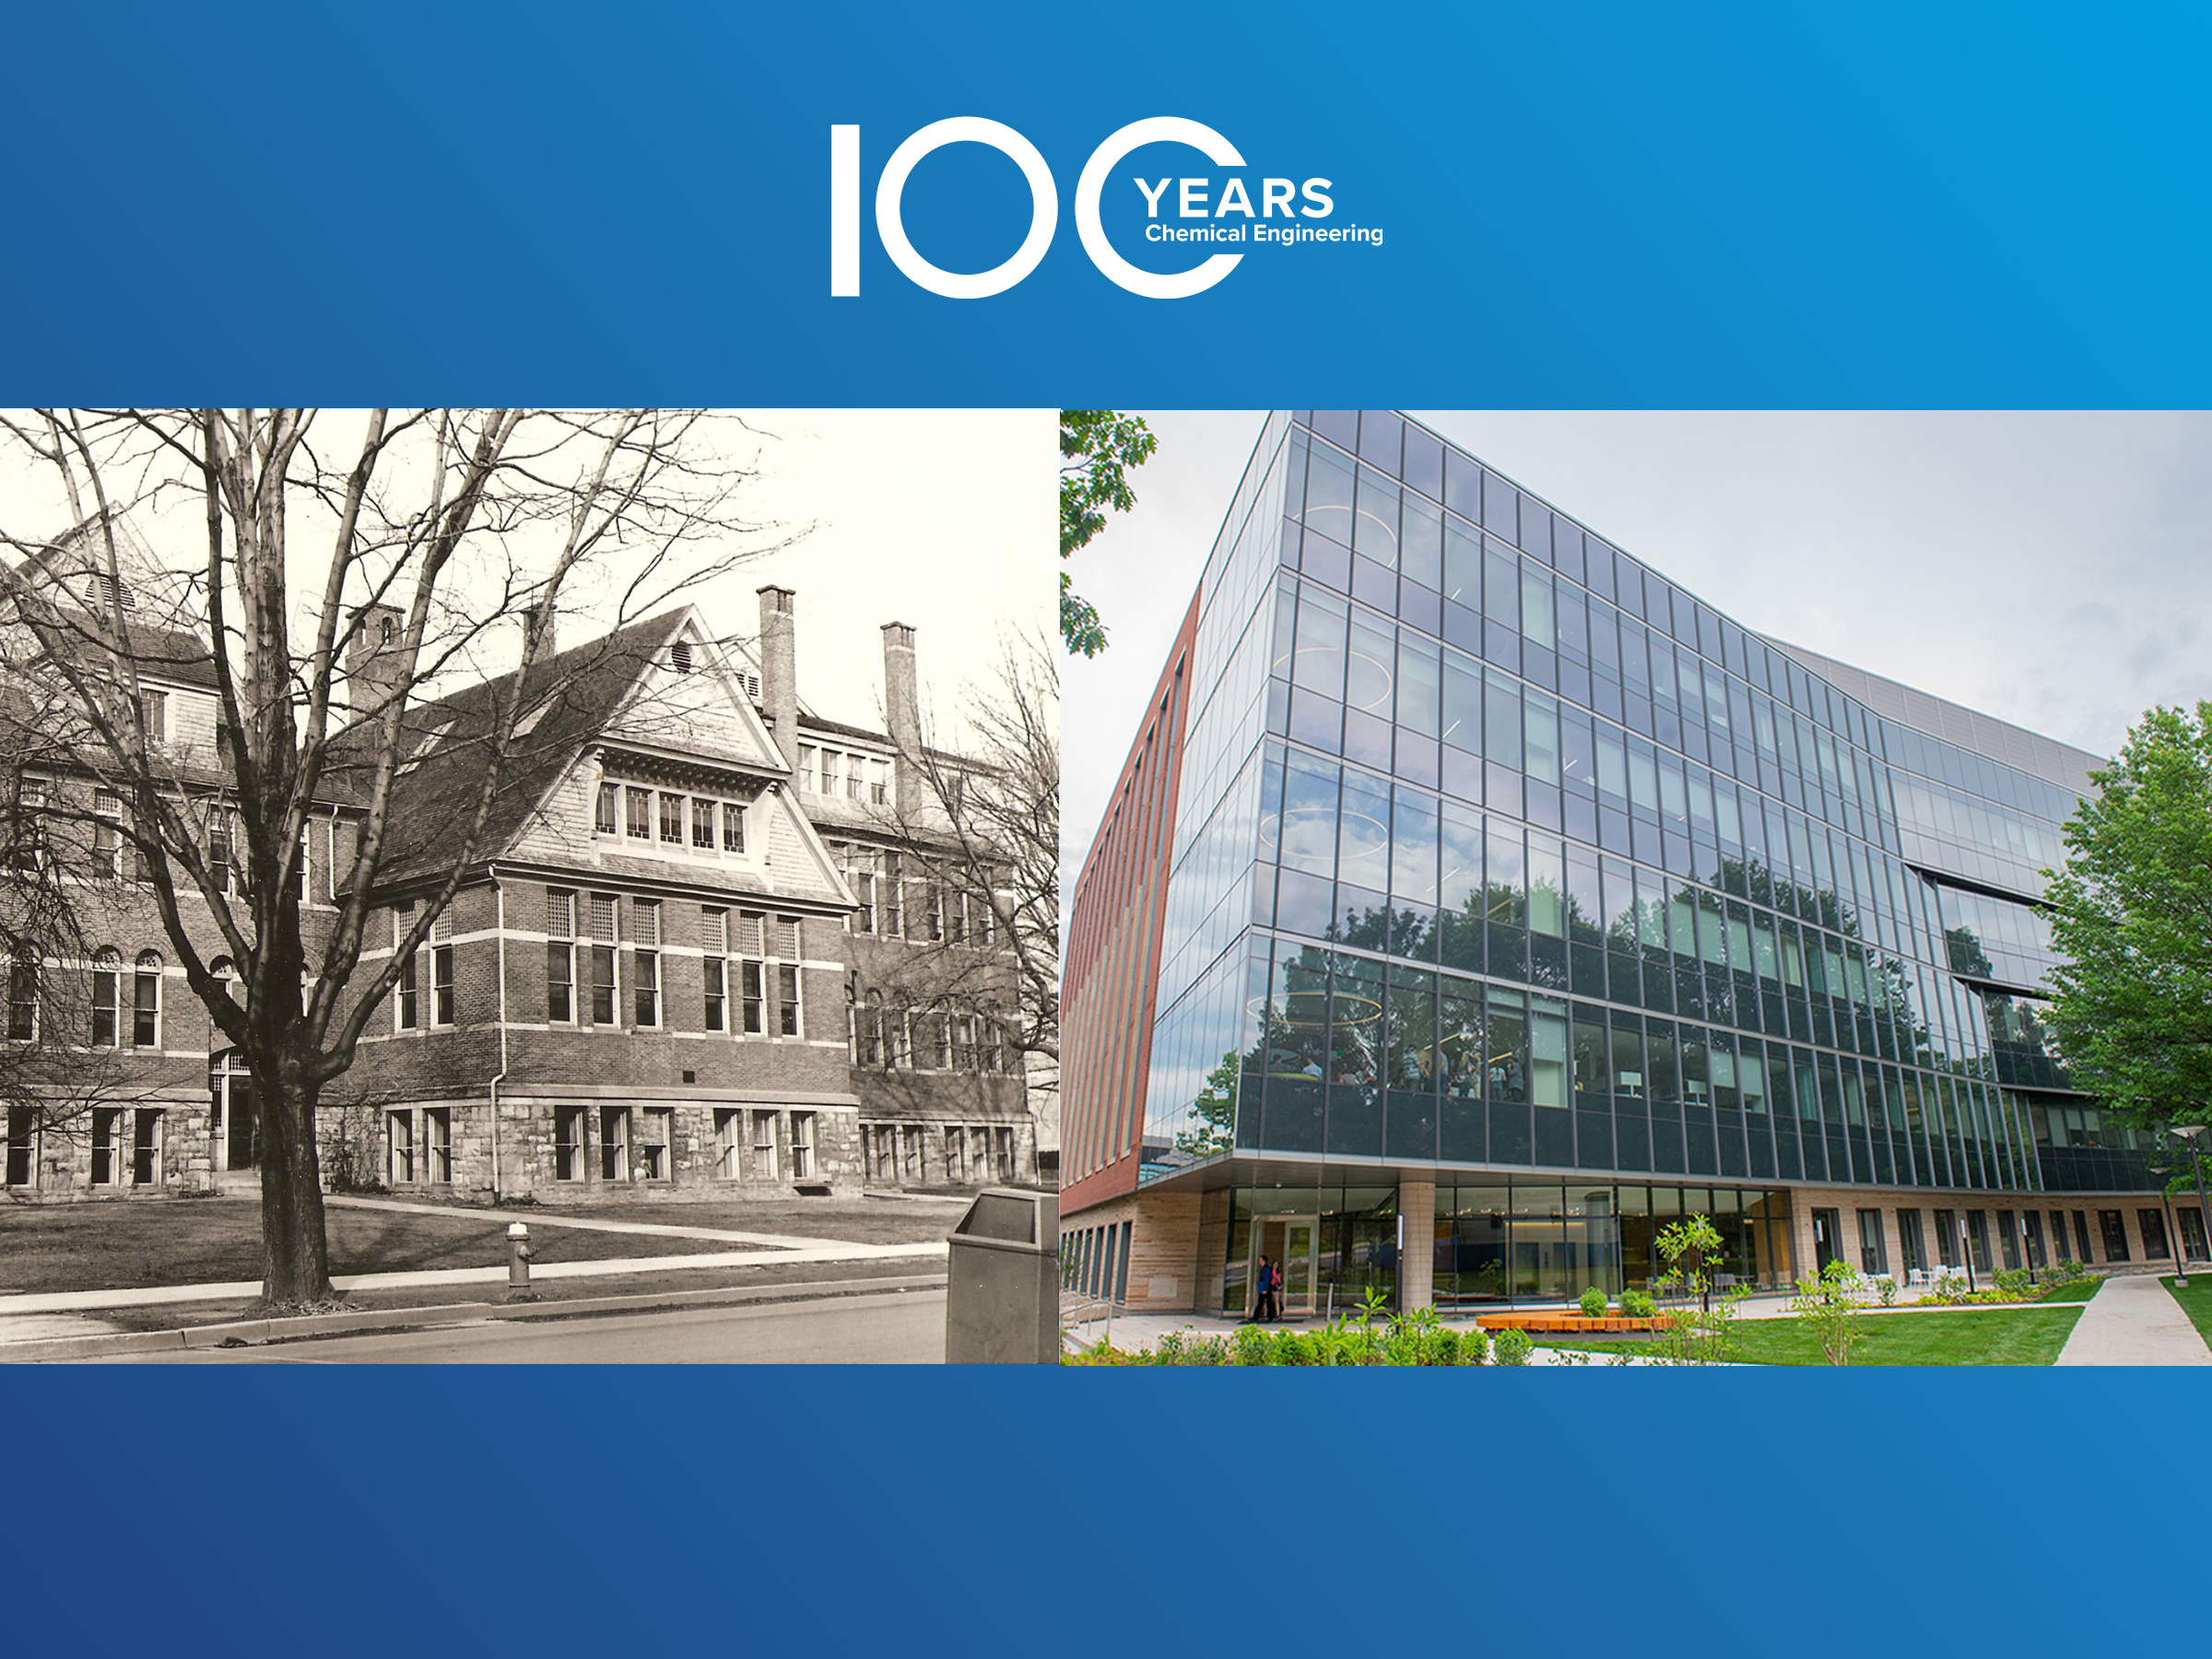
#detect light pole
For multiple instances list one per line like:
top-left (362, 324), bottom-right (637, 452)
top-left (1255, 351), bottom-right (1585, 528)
top-left (2173, 1124), bottom-right (2212, 1285)
top-left (2150, 1164), bottom-right (2186, 1291)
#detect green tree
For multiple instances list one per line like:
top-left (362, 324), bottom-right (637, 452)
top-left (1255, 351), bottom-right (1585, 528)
top-left (1058, 410), bottom-right (1156, 658)
top-left (2042, 703), bottom-right (2212, 1129)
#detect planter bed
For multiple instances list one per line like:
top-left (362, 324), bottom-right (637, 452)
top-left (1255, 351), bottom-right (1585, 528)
top-left (1474, 1312), bottom-right (1665, 1333)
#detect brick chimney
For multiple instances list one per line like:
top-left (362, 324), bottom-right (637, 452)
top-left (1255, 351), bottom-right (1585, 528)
top-left (758, 585), bottom-right (800, 768)
top-left (345, 603), bottom-right (407, 715)
top-left (881, 620), bottom-right (922, 814)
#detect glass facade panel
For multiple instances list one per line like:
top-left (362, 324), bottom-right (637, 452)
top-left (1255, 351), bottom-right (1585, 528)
top-left (1103, 412), bottom-right (2135, 1314)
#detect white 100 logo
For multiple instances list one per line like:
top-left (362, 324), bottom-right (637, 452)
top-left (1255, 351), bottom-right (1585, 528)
top-left (830, 115), bottom-right (1330, 300)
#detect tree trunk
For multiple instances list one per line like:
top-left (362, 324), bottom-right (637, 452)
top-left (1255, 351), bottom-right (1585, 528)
top-left (258, 1058), bottom-right (333, 1306)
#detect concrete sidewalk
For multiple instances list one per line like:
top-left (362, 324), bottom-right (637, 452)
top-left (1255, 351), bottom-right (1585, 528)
top-left (2054, 1275), bottom-right (2210, 1365)
top-left (0, 1237), bottom-right (950, 1321)
top-left (326, 1194), bottom-right (861, 1250)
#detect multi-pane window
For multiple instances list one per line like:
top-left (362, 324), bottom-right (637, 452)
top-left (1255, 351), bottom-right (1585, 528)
top-left (137, 690), bottom-right (167, 743)
top-left (701, 908), bottom-right (728, 1031)
top-left (640, 1106), bottom-right (673, 1180)
top-left (133, 952), bottom-right (161, 1047)
top-left (208, 810), bottom-right (236, 893)
top-left (91, 1108), bottom-right (123, 1185)
top-left (632, 900), bottom-right (661, 1028)
top-left (547, 888), bottom-right (576, 1022)
top-left (594, 781), bottom-right (752, 858)
top-left (431, 943), bottom-right (455, 1027)
top-left (772, 916), bottom-right (802, 1037)
top-left (737, 912), bottom-right (766, 1034)
top-left (791, 1112), bottom-right (816, 1179)
top-left (425, 1109), bottom-right (452, 1183)
top-left (554, 1105), bottom-right (585, 1182)
top-left (714, 1108), bottom-right (742, 1179)
top-left (819, 750), bottom-right (840, 797)
top-left (599, 1107), bottom-right (630, 1181)
top-left (387, 1112), bottom-right (414, 1183)
top-left (92, 790), bottom-right (124, 879)
top-left (587, 894), bottom-right (618, 1024)
top-left (797, 744), bottom-right (818, 793)
top-left (395, 903), bottom-right (419, 1030)
top-left (91, 949), bottom-right (120, 1046)
top-left (751, 1110), bottom-right (779, 1180)
top-left (130, 1111), bottom-right (160, 1185)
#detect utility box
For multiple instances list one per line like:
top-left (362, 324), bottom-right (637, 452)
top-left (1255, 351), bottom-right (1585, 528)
top-left (945, 1188), bottom-right (1060, 1365)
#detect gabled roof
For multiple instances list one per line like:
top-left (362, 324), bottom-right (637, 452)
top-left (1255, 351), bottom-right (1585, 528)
top-left (345, 609), bottom-right (691, 883)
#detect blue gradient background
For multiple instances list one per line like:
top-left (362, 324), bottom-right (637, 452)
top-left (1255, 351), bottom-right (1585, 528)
top-left (2, 3), bottom-right (2206, 1651)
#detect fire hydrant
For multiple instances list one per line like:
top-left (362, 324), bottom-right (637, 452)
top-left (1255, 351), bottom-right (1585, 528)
top-left (507, 1221), bottom-right (535, 1299)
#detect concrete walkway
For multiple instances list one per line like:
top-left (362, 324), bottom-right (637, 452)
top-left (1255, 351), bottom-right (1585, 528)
top-left (327, 1193), bottom-right (855, 1250)
top-left (2055, 1275), bottom-right (2211, 1365)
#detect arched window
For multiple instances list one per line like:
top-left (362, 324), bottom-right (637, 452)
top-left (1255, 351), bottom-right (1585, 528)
top-left (90, 949), bottom-right (121, 1047)
top-left (133, 951), bottom-right (162, 1048)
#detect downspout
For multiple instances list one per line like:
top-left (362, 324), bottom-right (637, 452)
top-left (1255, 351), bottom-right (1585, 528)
top-left (490, 869), bottom-right (508, 1201)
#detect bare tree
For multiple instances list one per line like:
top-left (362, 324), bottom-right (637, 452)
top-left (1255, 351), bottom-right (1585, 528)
top-left (872, 630), bottom-right (1060, 1124)
top-left (0, 409), bottom-right (790, 1303)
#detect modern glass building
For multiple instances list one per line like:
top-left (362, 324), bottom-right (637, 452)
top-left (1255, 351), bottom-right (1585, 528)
top-left (1061, 411), bottom-right (2184, 1317)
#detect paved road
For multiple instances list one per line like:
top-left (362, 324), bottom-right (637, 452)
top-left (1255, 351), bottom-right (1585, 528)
top-left (97, 1288), bottom-right (946, 1365)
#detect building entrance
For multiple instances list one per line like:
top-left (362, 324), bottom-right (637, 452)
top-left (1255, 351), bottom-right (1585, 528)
top-left (210, 1053), bottom-right (257, 1173)
top-left (1249, 1215), bottom-right (1319, 1317)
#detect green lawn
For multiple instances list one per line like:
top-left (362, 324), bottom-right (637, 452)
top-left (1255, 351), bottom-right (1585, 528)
top-left (522, 1196), bottom-right (961, 1246)
top-left (2036, 1277), bottom-right (2101, 1303)
top-left (1535, 1305), bottom-right (2084, 1366)
top-left (0, 1198), bottom-right (738, 1293)
top-left (2159, 1276), bottom-right (2212, 1350)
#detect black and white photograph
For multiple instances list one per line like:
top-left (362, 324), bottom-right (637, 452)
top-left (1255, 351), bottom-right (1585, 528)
top-left (0, 407), bottom-right (1059, 1365)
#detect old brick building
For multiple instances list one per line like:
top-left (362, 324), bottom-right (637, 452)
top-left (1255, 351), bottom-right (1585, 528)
top-left (2, 571), bottom-right (1037, 1203)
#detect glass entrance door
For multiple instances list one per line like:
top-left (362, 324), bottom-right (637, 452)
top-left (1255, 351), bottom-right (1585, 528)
top-left (1249, 1215), bottom-right (1320, 1317)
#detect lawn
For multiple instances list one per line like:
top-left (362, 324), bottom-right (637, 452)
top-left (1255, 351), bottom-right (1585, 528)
top-left (2160, 1276), bottom-right (2212, 1349)
top-left (0, 1198), bottom-right (738, 1294)
top-left (2036, 1277), bottom-right (2101, 1303)
top-left (519, 1196), bottom-right (963, 1247)
top-left (1535, 1305), bottom-right (2084, 1366)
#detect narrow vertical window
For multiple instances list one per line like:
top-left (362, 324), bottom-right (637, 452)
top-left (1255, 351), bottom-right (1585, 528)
top-left (133, 952), bottom-right (161, 1047)
top-left (701, 907), bottom-right (728, 1032)
top-left (738, 911), bottom-right (765, 1034)
top-left (632, 900), bottom-right (661, 1028)
top-left (658, 792), bottom-right (683, 844)
top-left (588, 893), bottom-right (618, 1024)
top-left (690, 796), bottom-right (716, 849)
top-left (721, 800), bottom-right (746, 853)
top-left (91, 949), bottom-right (119, 1047)
top-left (625, 786), bottom-right (652, 840)
top-left (546, 888), bottom-right (576, 1023)
top-left (594, 782), bottom-right (619, 836)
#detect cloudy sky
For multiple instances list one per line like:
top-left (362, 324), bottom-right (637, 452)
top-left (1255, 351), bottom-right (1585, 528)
top-left (1064, 409), bottom-right (2212, 880)
top-left (0, 408), bottom-right (1054, 749)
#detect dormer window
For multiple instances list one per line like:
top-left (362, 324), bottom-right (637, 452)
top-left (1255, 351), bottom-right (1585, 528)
top-left (671, 640), bottom-right (694, 675)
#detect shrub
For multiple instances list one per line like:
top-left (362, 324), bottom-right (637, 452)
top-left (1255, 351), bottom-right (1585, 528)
top-left (1994, 1267), bottom-right (2036, 1300)
top-left (1231, 1324), bottom-right (1272, 1366)
top-left (1621, 1288), bottom-right (1658, 1319)
top-left (1494, 1327), bottom-right (1535, 1366)
top-left (1578, 1287), bottom-right (1608, 1319)
top-left (1461, 1324), bottom-right (1490, 1365)
top-left (1877, 1277), bottom-right (1899, 1307)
